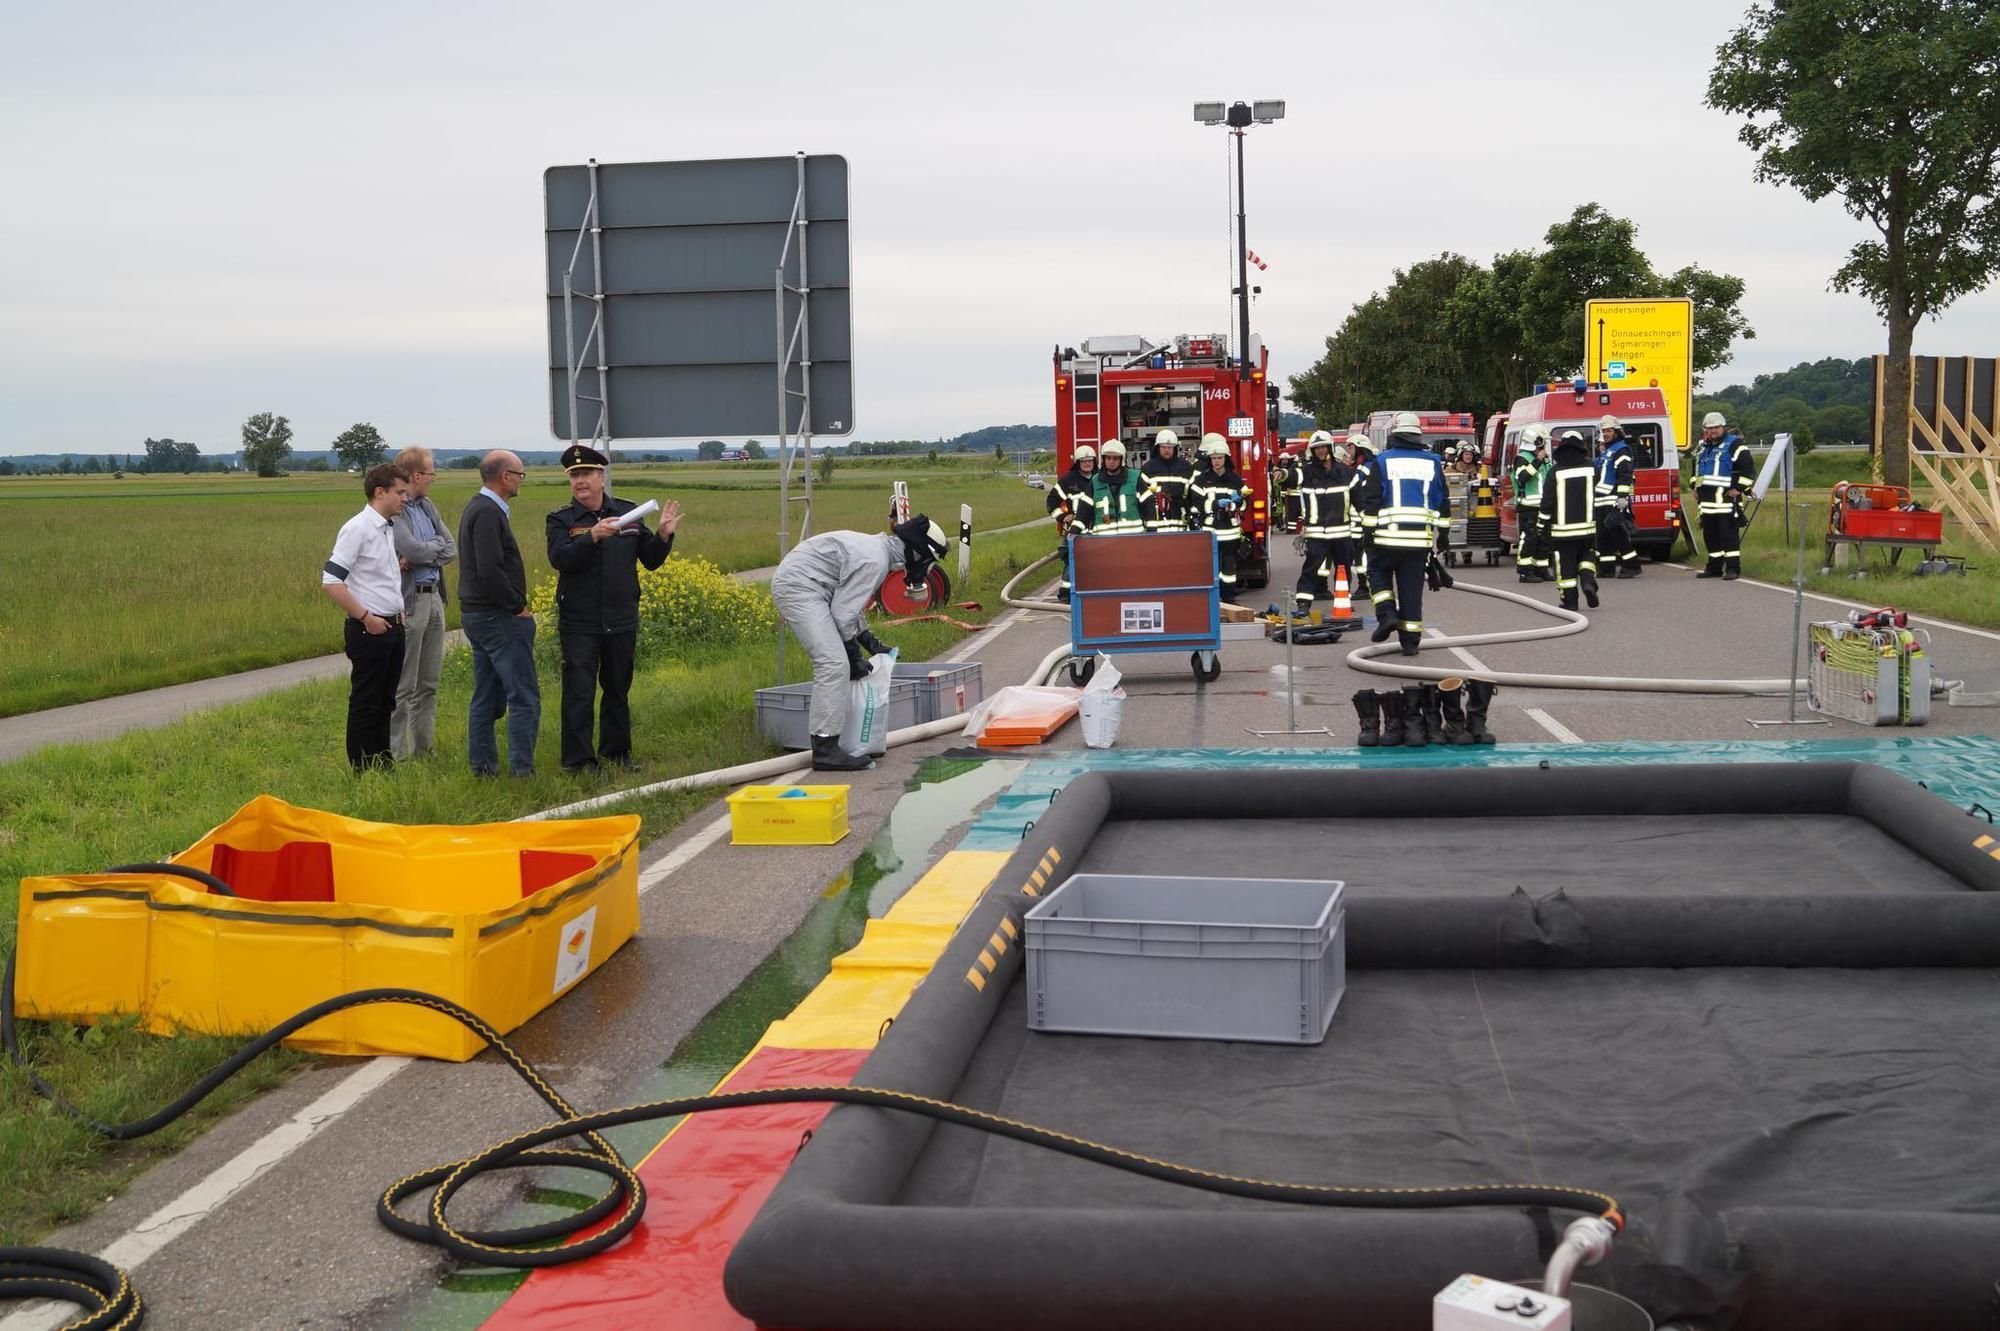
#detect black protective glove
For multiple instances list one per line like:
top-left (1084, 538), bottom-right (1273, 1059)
top-left (855, 628), bottom-right (889, 656)
top-left (844, 639), bottom-right (869, 680)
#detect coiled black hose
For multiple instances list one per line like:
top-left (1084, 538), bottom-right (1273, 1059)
top-left (3, 867), bottom-right (1624, 1327)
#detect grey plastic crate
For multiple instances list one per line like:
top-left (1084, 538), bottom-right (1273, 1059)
top-left (892, 661), bottom-right (985, 722)
top-left (753, 678), bottom-right (922, 751)
top-left (1024, 873), bottom-right (1345, 1044)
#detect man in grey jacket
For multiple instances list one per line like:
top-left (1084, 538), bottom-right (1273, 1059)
top-left (769, 513), bottom-right (948, 771)
top-left (388, 446), bottom-right (457, 759)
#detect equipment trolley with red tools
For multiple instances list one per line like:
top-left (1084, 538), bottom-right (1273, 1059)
top-left (1065, 530), bottom-right (1221, 685)
top-left (1824, 481), bottom-right (1946, 570)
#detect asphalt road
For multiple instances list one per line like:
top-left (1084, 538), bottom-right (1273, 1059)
top-left (7, 538), bottom-right (1998, 1329)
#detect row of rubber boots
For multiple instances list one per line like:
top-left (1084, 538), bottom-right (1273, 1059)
top-left (1352, 678), bottom-right (1497, 748)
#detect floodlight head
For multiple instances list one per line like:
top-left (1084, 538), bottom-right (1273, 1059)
top-left (1252, 99), bottom-right (1286, 124)
top-left (1226, 101), bottom-right (1254, 129)
top-left (1194, 101), bottom-right (1226, 125)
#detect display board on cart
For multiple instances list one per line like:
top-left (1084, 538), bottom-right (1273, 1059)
top-left (1871, 354), bottom-right (1999, 551)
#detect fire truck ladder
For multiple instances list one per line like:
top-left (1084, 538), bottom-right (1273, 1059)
top-left (1071, 355), bottom-right (1102, 449)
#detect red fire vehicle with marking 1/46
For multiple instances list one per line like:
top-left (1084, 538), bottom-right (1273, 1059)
top-left (1487, 382), bottom-right (1688, 560)
top-left (1052, 333), bottom-right (1280, 589)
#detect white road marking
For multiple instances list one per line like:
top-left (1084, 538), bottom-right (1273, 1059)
top-left (1522, 707), bottom-right (1584, 744)
top-left (0, 1057), bottom-right (413, 1331)
top-left (1670, 565), bottom-right (2000, 645)
top-left (640, 811), bottom-right (733, 895)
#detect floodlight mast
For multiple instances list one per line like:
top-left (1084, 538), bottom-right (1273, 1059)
top-left (1194, 99), bottom-right (1282, 376)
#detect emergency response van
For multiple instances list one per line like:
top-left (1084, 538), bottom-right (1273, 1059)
top-left (1489, 383), bottom-right (1688, 559)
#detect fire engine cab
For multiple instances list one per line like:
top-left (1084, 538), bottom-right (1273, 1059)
top-left (1366, 410), bottom-right (1479, 461)
top-left (1053, 333), bottom-right (1280, 588)
top-left (1489, 382), bottom-right (1687, 559)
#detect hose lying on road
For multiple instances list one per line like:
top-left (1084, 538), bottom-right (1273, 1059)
top-left (1, 974), bottom-right (1624, 1329)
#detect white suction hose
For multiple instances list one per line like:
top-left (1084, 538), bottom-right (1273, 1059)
top-left (1001, 549), bottom-right (1067, 615)
top-left (1347, 579), bottom-right (1799, 696)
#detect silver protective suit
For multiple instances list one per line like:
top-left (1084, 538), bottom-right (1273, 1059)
top-left (768, 530), bottom-right (900, 737)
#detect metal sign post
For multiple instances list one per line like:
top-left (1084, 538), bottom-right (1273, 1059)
top-left (1748, 501), bottom-right (1830, 728)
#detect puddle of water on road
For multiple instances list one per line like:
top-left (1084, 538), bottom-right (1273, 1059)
top-left (406, 754), bottom-right (1024, 1327)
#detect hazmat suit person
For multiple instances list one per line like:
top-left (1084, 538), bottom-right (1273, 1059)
top-left (1292, 431), bottom-right (1355, 615)
top-left (1538, 429), bottom-right (1602, 611)
top-left (1511, 427), bottom-right (1552, 582)
top-left (1090, 439), bottom-right (1154, 535)
top-left (769, 513), bottom-right (949, 772)
top-left (1593, 415), bottom-right (1642, 578)
top-left (1690, 410), bottom-right (1756, 580)
top-left (1354, 412), bottom-right (1449, 656)
top-left (1048, 445), bottom-right (1097, 601)
top-left (1187, 433), bottom-right (1251, 601)
top-left (1140, 428), bottom-right (1192, 531)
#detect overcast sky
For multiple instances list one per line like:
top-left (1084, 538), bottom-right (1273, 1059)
top-left (4, 0), bottom-right (1997, 458)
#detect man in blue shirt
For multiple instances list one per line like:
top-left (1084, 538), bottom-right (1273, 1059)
top-left (389, 445), bottom-right (456, 760)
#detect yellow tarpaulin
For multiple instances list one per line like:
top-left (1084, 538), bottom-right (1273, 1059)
top-left (12, 795), bottom-right (640, 1060)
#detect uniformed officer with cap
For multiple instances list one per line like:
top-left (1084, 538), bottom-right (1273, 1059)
top-left (545, 443), bottom-right (682, 773)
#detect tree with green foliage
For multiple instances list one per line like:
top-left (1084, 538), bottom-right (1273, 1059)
top-left (1292, 206), bottom-right (1753, 429)
top-left (817, 449), bottom-right (836, 483)
top-left (241, 412), bottom-right (294, 477)
top-left (302, 456), bottom-right (332, 472)
top-left (1707, 0), bottom-right (2000, 485)
top-left (331, 422), bottom-right (387, 471)
top-left (696, 440), bottom-right (725, 461)
top-left (744, 439), bottom-right (767, 460)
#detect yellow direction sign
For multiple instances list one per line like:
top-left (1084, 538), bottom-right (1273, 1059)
top-left (1585, 297), bottom-right (1695, 454)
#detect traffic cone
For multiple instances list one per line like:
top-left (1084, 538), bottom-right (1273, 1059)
top-left (1326, 564), bottom-right (1361, 625)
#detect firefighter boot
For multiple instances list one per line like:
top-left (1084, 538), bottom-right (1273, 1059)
top-left (1559, 587), bottom-right (1579, 611)
top-left (810, 734), bottom-right (873, 772)
top-left (1398, 629), bottom-right (1423, 658)
top-left (1400, 685), bottom-right (1430, 748)
top-left (1436, 678), bottom-right (1475, 746)
top-left (1724, 557), bottom-right (1742, 581)
top-left (1370, 611), bottom-right (1400, 644)
top-left (1374, 688), bottom-right (1407, 747)
top-left (1351, 689), bottom-right (1382, 748)
top-left (1420, 683), bottom-right (1448, 745)
top-left (1580, 568), bottom-right (1601, 609)
top-left (1464, 679), bottom-right (1499, 745)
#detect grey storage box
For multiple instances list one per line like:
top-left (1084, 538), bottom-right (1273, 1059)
top-left (753, 677), bottom-right (922, 751)
top-left (892, 661), bottom-right (985, 722)
top-left (1024, 873), bottom-right (1345, 1044)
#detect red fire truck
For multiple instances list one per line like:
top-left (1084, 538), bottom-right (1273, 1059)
top-left (1052, 333), bottom-right (1280, 588)
top-left (1365, 410), bottom-right (1479, 460)
top-left (1488, 382), bottom-right (1688, 559)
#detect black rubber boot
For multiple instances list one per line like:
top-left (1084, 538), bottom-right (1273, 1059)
top-left (1370, 612), bottom-right (1400, 644)
top-left (1464, 680), bottom-right (1499, 745)
top-left (1724, 559), bottom-right (1741, 581)
top-left (1560, 588), bottom-right (1579, 611)
top-left (1398, 631), bottom-right (1423, 658)
top-left (1696, 563), bottom-right (1723, 579)
top-left (1581, 569), bottom-right (1600, 609)
top-left (1351, 690), bottom-right (1381, 748)
top-left (1400, 685), bottom-right (1430, 748)
top-left (1437, 680), bottom-right (1475, 745)
top-left (1421, 684), bottom-right (1447, 744)
top-left (1375, 689), bottom-right (1406, 746)
top-left (810, 734), bottom-right (872, 772)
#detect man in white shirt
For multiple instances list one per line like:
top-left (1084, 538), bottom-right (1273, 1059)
top-left (322, 463), bottom-right (412, 770)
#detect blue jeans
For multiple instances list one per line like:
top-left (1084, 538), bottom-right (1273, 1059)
top-left (463, 610), bottom-right (541, 775)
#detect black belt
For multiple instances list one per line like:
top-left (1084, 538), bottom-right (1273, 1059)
top-left (356, 612), bottom-right (404, 627)
top-left (413, 583), bottom-right (441, 594)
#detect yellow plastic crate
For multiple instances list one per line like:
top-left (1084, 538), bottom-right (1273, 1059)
top-left (728, 784), bottom-right (850, 846)
top-left (11, 795), bottom-right (640, 1061)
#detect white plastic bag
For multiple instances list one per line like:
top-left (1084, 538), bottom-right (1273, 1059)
top-left (840, 649), bottom-right (897, 757)
top-left (961, 685), bottom-right (1080, 740)
top-left (1078, 688), bottom-right (1126, 748)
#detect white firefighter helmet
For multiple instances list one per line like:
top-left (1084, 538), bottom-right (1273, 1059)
top-left (1703, 411), bottom-right (1727, 430)
top-left (1556, 428), bottom-right (1587, 446)
top-left (1199, 433), bottom-right (1230, 458)
top-left (1100, 438), bottom-right (1127, 459)
top-left (1154, 428), bottom-right (1179, 449)
top-left (1598, 414), bottom-right (1622, 432)
top-left (1390, 411), bottom-right (1423, 440)
top-left (1073, 445), bottom-right (1096, 464)
top-left (1308, 429), bottom-right (1334, 450)
top-left (1518, 424), bottom-right (1550, 449)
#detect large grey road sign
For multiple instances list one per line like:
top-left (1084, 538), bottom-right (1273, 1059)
top-left (544, 155), bottom-right (852, 440)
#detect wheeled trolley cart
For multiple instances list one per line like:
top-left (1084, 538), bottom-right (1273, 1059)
top-left (1067, 531), bottom-right (1221, 685)
top-left (1807, 620), bottom-right (1932, 726)
top-left (1823, 482), bottom-right (1945, 571)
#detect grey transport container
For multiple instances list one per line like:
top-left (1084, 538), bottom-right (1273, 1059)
top-left (891, 661), bottom-right (985, 723)
top-left (753, 677), bottom-right (922, 751)
top-left (1024, 873), bottom-right (1346, 1044)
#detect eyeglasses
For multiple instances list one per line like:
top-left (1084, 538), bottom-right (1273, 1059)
top-left (503, 469), bottom-right (527, 479)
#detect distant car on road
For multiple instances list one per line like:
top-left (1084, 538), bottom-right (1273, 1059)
top-left (1026, 473), bottom-right (1045, 489)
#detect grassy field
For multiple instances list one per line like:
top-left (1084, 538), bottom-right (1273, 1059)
top-left (0, 464), bottom-right (1046, 716)
top-left (0, 521), bottom-right (1055, 1246)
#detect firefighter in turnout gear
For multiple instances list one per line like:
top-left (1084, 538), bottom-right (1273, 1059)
top-left (1090, 438), bottom-right (1154, 535)
top-left (1188, 433), bottom-right (1251, 602)
top-left (1690, 411), bottom-right (1756, 580)
top-left (1048, 444), bottom-right (1096, 601)
top-left (1512, 426), bottom-right (1551, 581)
top-left (1346, 425), bottom-right (1377, 600)
top-left (1594, 415), bottom-right (1642, 578)
top-left (1355, 412), bottom-right (1449, 656)
top-left (1292, 431), bottom-right (1356, 614)
top-left (1276, 442), bottom-right (1307, 532)
top-left (1539, 429), bottom-right (1602, 611)
top-left (1141, 428), bottom-right (1192, 531)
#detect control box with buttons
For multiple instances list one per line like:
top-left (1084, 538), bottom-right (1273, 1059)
top-left (1433, 1274), bottom-right (1572, 1330)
